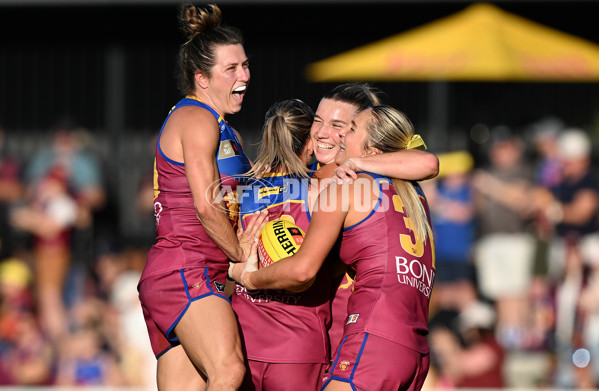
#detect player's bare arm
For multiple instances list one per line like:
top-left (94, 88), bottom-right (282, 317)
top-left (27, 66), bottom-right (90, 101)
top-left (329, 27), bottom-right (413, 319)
top-left (181, 107), bottom-right (248, 263)
top-left (334, 149), bottom-right (439, 183)
top-left (234, 182), bottom-right (352, 291)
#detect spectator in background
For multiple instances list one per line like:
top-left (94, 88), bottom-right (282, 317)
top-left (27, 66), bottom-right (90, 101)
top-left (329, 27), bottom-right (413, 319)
top-left (91, 238), bottom-right (155, 387)
top-left (54, 325), bottom-right (123, 387)
top-left (23, 121), bottom-right (106, 308)
top-left (423, 150), bottom-right (478, 315)
top-left (530, 117), bottom-right (565, 276)
top-left (0, 258), bottom-right (54, 385)
top-left (523, 117), bottom-right (565, 352)
top-left (530, 116), bottom-right (565, 191)
top-left (9, 166), bottom-right (78, 341)
top-left (428, 302), bottom-right (505, 389)
top-left (472, 127), bottom-right (536, 350)
top-left (110, 264), bottom-right (156, 388)
top-left (537, 128), bottom-right (599, 282)
top-left (535, 128), bottom-right (599, 388)
top-left (578, 243), bottom-right (599, 388)
top-left (23, 121), bottom-right (105, 214)
top-left (0, 126), bottom-right (25, 259)
top-left (56, 291), bottom-right (124, 386)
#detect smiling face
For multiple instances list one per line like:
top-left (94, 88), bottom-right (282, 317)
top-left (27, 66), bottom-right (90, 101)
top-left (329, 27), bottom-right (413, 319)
top-left (335, 108), bottom-right (374, 164)
top-left (197, 43), bottom-right (250, 116)
top-left (310, 98), bottom-right (359, 165)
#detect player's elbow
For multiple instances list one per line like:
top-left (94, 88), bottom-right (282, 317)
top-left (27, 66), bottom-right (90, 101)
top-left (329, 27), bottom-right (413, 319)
top-left (424, 154), bottom-right (440, 179)
top-left (194, 200), bottom-right (217, 220)
top-left (293, 262), bottom-right (318, 288)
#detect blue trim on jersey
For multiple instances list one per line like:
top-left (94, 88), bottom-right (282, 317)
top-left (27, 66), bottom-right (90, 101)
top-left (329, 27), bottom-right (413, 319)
top-left (155, 344), bottom-right (175, 360)
top-left (307, 161), bottom-right (320, 177)
top-left (156, 106), bottom-right (185, 166)
top-left (239, 173), bottom-right (310, 229)
top-left (342, 172), bottom-right (385, 232)
top-left (165, 268), bottom-right (231, 343)
top-left (351, 333), bottom-right (369, 379)
top-left (322, 334), bottom-right (369, 391)
top-left (155, 98), bottom-right (251, 174)
top-left (157, 137), bottom-right (184, 166)
top-left (321, 336), bottom-right (348, 390)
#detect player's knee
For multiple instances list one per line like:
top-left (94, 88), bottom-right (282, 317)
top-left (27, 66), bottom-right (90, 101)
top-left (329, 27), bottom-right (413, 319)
top-left (226, 357), bottom-right (246, 386)
top-left (209, 355), bottom-right (245, 389)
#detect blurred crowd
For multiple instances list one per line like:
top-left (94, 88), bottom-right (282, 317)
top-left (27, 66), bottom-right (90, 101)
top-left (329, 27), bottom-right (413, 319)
top-left (0, 115), bottom-right (598, 389)
top-left (0, 122), bottom-right (155, 387)
top-left (423, 117), bottom-right (599, 389)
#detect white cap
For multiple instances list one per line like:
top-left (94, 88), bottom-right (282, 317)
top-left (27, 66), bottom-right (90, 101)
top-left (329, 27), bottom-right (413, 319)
top-left (559, 128), bottom-right (591, 159)
top-left (458, 301), bottom-right (496, 331)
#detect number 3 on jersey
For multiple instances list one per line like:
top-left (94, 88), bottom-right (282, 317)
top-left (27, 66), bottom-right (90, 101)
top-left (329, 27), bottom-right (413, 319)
top-left (392, 194), bottom-right (424, 258)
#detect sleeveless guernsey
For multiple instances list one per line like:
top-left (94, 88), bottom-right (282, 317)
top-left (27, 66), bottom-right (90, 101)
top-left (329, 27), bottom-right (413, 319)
top-left (338, 173), bottom-right (435, 354)
top-left (233, 173), bottom-right (332, 363)
top-left (141, 97), bottom-right (251, 281)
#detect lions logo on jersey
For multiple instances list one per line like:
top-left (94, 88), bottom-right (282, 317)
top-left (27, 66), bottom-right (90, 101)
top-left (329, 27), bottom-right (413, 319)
top-left (218, 139), bottom-right (240, 159)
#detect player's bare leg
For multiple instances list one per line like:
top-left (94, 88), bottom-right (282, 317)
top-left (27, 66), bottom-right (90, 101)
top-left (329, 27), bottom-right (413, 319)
top-left (158, 295), bottom-right (245, 390)
top-left (157, 345), bottom-right (206, 391)
top-left (324, 380), bottom-right (353, 390)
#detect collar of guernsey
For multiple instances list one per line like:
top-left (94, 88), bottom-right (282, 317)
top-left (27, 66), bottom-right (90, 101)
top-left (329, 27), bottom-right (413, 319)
top-left (172, 95), bottom-right (251, 179)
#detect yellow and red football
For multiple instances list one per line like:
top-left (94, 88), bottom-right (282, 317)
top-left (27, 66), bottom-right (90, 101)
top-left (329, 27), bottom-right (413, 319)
top-left (257, 218), bottom-right (305, 268)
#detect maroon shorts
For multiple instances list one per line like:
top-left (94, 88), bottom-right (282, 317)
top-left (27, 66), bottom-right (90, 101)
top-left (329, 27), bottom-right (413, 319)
top-left (320, 333), bottom-right (430, 391)
top-left (138, 267), bottom-right (229, 358)
top-left (329, 272), bottom-right (354, 355)
top-left (240, 360), bottom-right (324, 391)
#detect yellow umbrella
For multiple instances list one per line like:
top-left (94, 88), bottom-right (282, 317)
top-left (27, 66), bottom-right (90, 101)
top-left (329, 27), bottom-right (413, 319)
top-left (307, 3), bottom-right (599, 82)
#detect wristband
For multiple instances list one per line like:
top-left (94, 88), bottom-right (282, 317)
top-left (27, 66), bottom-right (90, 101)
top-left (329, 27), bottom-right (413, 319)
top-left (241, 270), bottom-right (257, 291)
top-left (227, 262), bottom-right (235, 280)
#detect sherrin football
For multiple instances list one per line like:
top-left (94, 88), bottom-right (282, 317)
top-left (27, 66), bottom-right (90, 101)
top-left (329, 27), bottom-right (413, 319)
top-left (258, 219), bottom-right (305, 268)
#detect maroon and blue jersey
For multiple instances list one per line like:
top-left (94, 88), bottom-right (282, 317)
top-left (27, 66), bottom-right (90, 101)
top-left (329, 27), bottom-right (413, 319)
top-left (338, 173), bottom-right (435, 354)
top-left (140, 97), bottom-right (251, 281)
top-left (233, 172), bottom-right (332, 364)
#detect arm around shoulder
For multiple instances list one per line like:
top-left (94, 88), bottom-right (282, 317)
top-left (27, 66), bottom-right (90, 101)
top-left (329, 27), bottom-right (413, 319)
top-left (342, 149), bottom-right (439, 181)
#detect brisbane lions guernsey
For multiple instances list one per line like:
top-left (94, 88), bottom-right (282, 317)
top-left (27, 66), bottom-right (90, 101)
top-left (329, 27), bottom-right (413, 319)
top-left (141, 97), bottom-right (251, 280)
top-left (234, 172), bottom-right (332, 364)
top-left (338, 173), bottom-right (435, 354)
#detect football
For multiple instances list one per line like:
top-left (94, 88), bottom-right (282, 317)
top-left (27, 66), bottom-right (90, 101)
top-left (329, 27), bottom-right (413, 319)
top-left (257, 219), bottom-right (305, 268)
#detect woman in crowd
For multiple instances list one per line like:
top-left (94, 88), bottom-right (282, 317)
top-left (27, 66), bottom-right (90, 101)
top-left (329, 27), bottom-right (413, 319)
top-left (231, 104), bottom-right (436, 390)
top-left (137, 4), bottom-right (266, 390)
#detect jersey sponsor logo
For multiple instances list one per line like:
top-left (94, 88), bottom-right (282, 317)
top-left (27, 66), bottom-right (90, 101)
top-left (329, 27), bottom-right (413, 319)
top-left (339, 360), bottom-right (351, 371)
top-left (234, 285), bottom-right (302, 304)
top-left (210, 177), bottom-right (313, 215)
top-left (213, 281), bottom-right (225, 293)
top-left (258, 185), bottom-right (285, 198)
top-left (395, 256), bottom-right (435, 298)
top-left (346, 313), bottom-right (359, 324)
top-left (218, 139), bottom-right (240, 159)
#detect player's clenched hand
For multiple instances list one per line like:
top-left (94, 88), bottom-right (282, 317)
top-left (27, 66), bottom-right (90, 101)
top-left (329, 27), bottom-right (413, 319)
top-left (237, 209), bottom-right (268, 263)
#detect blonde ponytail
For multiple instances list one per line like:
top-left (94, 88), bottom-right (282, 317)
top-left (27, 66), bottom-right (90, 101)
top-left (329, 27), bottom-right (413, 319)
top-left (248, 100), bottom-right (314, 178)
top-left (365, 106), bottom-right (432, 243)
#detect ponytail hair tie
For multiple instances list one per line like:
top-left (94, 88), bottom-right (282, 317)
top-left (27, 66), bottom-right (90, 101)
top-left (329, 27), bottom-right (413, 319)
top-left (406, 134), bottom-right (427, 150)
